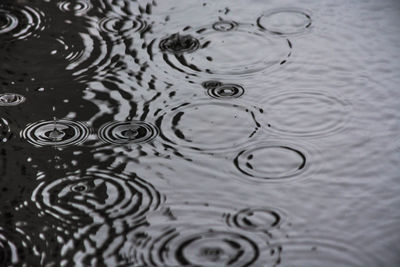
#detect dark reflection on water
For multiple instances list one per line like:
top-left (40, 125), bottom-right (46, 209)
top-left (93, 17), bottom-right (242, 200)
top-left (0, 0), bottom-right (400, 265)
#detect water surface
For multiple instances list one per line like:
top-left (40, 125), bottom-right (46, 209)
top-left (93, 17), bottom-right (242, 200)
top-left (0, 0), bottom-right (400, 266)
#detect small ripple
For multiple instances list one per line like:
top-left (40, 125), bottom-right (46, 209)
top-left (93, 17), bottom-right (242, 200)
top-left (206, 83), bottom-right (244, 99)
top-left (0, 4), bottom-right (44, 41)
top-left (0, 226), bottom-right (40, 266)
top-left (0, 93), bottom-right (25, 106)
top-left (270, 235), bottom-right (379, 266)
top-left (0, 117), bottom-right (11, 142)
top-left (21, 119), bottom-right (90, 147)
top-left (98, 16), bottom-right (148, 34)
top-left (31, 169), bottom-right (163, 226)
top-left (156, 100), bottom-right (262, 151)
top-left (201, 80), bottom-right (223, 90)
top-left (224, 207), bottom-right (285, 231)
top-left (257, 8), bottom-right (312, 35)
top-left (57, 0), bottom-right (92, 16)
top-left (263, 90), bottom-right (351, 138)
top-left (212, 20), bottom-right (238, 32)
top-left (98, 121), bottom-right (159, 145)
top-left (234, 141), bottom-right (309, 182)
top-left (159, 33), bottom-right (200, 54)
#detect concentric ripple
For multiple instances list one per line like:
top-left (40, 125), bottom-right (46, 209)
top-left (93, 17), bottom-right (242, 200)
top-left (132, 227), bottom-right (273, 266)
top-left (0, 117), bottom-right (11, 142)
top-left (207, 84), bottom-right (245, 99)
top-left (57, 0), bottom-right (92, 16)
top-left (154, 23), bottom-right (291, 77)
top-left (270, 236), bottom-right (379, 266)
top-left (21, 119), bottom-right (90, 147)
top-left (31, 169), bottom-right (163, 226)
top-left (98, 121), bottom-right (159, 145)
top-left (0, 93), bottom-right (25, 106)
top-left (98, 16), bottom-right (148, 34)
top-left (0, 4), bottom-right (44, 41)
top-left (264, 90), bottom-right (351, 137)
top-left (234, 142), bottom-right (309, 181)
top-left (212, 20), bottom-right (238, 32)
top-left (159, 33), bottom-right (200, 54)
top-left (225, 207), bottom-right (285, 231)
top-left (156, 100), bottom-right (262, 151)
top-left (257, 8), bottom-right (312, 35)
top-left (0, 227), bottom-right (39, 266)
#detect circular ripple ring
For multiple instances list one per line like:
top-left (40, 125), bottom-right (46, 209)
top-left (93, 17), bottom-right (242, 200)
top-left (21, 119), bottom-right (90, 147)
top-left (0, 93), bottom-right (26, 106)
top-left (257, 8), bottom-right (312, 35)
top-left (98, 121), bottom-right (159, 145)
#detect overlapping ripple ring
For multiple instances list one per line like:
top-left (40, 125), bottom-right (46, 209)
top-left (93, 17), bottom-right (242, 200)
top-left (234, 141), bottom-right (309, 182)
top-left (257, 8), bottom-right (312, 35)
top-left (270, 236), bottom-right (379, 266)
top-left (61, 31), bottom-right (111, 77)
top-left (57, 0), bottom-right (92, 16)
top-left (31, 170), bottom-right (163, 226)
top-left (224, 207), bottom-right (285, 231)
top-left (98, 121), bottom-right (159, 145)
top-left (156, 100), bottom-right (262, 151)
top-left (0, 4), bottom-right (44, 41)
top-left (21, 119), bottom-right (90, 147)
top-left (0, 227), bottom-right (39, 266)
top-left (132, 226), bottom-right (275, 266)
top-left (264, 90), bottom-right (351, 137)
top-left (155, 23), bottom-right (291, 77)
top-left (0, 93), bottom-right (25, 106)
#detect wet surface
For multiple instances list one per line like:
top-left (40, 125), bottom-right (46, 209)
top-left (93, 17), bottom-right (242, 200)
top-left (0, 0), bottom-right (400, 266)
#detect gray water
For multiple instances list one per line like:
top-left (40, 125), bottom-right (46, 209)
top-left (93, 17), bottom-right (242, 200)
top-left (0, 0), bottom-right (400, 266)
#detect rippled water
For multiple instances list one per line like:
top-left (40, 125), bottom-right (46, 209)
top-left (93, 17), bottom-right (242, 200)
top-left (1, 0), bottom-right (400, 266)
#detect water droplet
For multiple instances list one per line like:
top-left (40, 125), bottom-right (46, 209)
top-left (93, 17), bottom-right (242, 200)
top-left (47, 127), bottom-right (66, 141)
